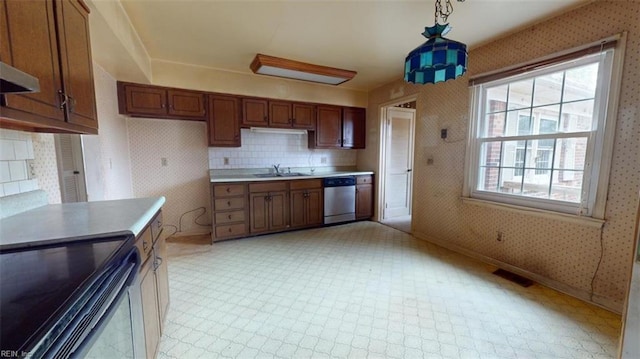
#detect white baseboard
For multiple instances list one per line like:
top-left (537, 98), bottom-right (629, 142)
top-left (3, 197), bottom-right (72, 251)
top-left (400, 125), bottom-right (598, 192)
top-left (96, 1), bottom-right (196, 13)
top-left (412, 231), bottom-right (622, 314)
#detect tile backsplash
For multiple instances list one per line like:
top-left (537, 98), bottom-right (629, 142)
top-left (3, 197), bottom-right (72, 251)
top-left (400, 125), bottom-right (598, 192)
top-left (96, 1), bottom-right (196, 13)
top-left (0, 129), bottom-right (38, 197)
top-left (208, 129), bottom-right (357, 169)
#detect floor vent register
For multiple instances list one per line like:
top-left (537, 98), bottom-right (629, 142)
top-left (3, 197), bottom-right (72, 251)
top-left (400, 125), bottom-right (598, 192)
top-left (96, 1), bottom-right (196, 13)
top-left (492, 269), bottom-right (534, 287)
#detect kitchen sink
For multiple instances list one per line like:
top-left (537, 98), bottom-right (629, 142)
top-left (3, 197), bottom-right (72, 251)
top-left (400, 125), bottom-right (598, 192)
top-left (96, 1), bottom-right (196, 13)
top-left (254, 172), bottom-right (307, 178)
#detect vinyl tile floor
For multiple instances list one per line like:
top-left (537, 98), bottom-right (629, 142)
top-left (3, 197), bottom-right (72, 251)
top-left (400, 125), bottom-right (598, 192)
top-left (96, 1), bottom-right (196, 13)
top-left (159, 221), bottom-right (621, 359)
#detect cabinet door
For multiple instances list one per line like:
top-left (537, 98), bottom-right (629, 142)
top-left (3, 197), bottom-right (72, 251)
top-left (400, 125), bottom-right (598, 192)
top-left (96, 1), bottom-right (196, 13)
top-left (269, 190), bottom-right (289, 232)
top-left (268, 101), bottom-right (292, 128)
top-left (56, 0), bottom-right (97, 130)
top-left (242, 98), bottom-right (268, 127)
top-left (139, 259), bottom-right (160, 359)
top-left (154, 235), bottom-right (170, 333)
top-left (122, 84), bottom-right (168, 117)
top-left (290, 189), bottom-right (307, 228)
top-left (356, 183), bottom-right (373, 219)
top-left (168, 90), bottom-right (206, 120)
top-left (250, 192), bottom-right (269, 234)
top-left (1, 0), bottom-right (65, 123)
top-left (306, 188), bottom-right (324, 226)
top-left (313, 106), bottom-right (342, 148)
top-left (343, 107), bottom-right (366, 149)
top-left (292, 103), bottom-right (315, 129)
top-left (208, 95), bottom-right (240, 147)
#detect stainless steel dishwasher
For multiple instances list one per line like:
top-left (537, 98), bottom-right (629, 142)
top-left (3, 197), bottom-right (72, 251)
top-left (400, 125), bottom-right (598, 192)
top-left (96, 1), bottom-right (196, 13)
top-left (323, 176), bottom-right (356, 224)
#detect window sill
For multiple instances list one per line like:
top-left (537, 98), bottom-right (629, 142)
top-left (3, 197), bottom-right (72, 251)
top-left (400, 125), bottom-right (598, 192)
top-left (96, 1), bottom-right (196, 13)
top-left (461, 197), bottom-right (605, 228)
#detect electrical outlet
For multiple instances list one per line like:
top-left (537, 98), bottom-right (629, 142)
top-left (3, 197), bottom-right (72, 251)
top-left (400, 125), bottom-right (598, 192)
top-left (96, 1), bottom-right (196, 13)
top-left (223, 157), bottom-right (229, 165)
top-left (496, 231), bottom-right (504, 242)
top-left (161, 158), bottom-right (168, 167)
top-left (320, 156), bottom-right (327, 164)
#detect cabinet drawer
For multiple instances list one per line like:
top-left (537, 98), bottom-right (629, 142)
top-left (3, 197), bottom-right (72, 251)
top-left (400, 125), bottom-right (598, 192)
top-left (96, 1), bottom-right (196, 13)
top-left (215, 224), bottom-right (246, 238)
top-left (136, 227), bottom-right (154, 263)
top-left (214, 197), bottom-right (245, 210)
top-left (215, 210), bottom-right (245, 224)
top-left (289, 179), bottom-right (322, 190)
top-left (214, 184), bottom-right (245, 197)
top-left (150, 211), bottom-right (163, 241)
top-left (249, 181), bottom-right (287, 193)
top-left (356, 175), bottom-right (373, 185)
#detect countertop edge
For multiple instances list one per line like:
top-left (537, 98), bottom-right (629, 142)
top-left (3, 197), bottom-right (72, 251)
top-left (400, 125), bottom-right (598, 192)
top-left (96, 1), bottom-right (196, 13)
top-left (210, 171), bottom-right (375, 183)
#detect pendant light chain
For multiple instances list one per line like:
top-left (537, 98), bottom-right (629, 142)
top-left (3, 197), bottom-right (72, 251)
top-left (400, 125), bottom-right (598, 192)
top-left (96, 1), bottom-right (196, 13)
top-left (434, 0), bottom-right (465, 24)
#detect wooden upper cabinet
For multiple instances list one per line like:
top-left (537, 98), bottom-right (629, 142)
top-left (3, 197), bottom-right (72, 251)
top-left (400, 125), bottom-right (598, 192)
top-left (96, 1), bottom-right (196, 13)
top-left (121, 84), bottom-right (167, 116)
top-left (292, 103), bottom-right (315, 129)
top-left (56, 0), bottom-right (97, 129)
top-left (0, 0), bottom-right (97, 134)
top-left (342, 107), bottom-right (366, 149)
top-left (242, 98), bottom-right (268, 127)
top-left (117, 82), bottom-right (207, 121)
top-left (313, 105), bottom-right (342, 148)
top-left (208, 94), bottom-right (240, 147)
top-left (167, 90), bottom-right (206, 119)
top-left (268, 101), bottom-right (292, 128)
top-left (309, 105), bottom-right (366, 149)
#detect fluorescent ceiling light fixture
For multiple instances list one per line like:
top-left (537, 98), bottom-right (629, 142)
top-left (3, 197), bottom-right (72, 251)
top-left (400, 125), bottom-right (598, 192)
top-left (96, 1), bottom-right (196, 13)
top-left (250, 54), bottom-right (356, 85)
top-left (249, 127), bottom-right (308, 135)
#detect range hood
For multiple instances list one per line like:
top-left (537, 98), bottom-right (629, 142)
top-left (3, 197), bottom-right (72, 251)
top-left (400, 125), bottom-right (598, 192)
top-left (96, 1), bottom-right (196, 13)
top-left (0, 62), bottom-right (40, 94)
top-left (249, 127), bottom-right (308, 135)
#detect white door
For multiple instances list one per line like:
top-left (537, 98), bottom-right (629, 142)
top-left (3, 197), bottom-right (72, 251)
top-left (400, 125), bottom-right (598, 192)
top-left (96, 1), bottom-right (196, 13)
top-left (54, 134), bottom-right (87, 202)
top-left (383, 107), bottom-right (415, 219)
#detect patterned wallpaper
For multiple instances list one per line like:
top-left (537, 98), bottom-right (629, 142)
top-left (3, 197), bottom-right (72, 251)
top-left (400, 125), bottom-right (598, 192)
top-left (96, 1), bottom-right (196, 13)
top-left (31, 133), bottom-right (61, 204)
top-left (82, 63), bottom-right (134, 201)
top-left (127, 118), bottom-right (211, 235)
top-left (209, 129), bottom-right (356, 169)
top-left (363, 0), bottom-right (639, 311)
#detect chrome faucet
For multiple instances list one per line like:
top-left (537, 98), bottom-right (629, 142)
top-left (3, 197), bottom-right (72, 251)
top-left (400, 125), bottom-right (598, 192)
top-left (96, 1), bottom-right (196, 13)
top-left (273, 164), bottom-right (281, 174)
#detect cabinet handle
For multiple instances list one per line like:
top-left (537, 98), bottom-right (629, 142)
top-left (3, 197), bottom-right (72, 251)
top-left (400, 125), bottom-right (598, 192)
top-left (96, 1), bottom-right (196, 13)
top-left (228, 214), bottom-right (232, 220)
top-left (264, 116), bottom-right (268, 121)
top-left (57, 90), bottom-right (68, 110)
top-left (161, 103), bottom-right (166, 109)
top-left (154, 255), bottom-right (163, 271)
top-left (228, 227), bottom-right (232, 232)
top-left (226, 187), bottom-right (231, 193)
top-left (227, 201), bottom-right (231, 206)
top-left (142, 240), bottom-right (148, 251)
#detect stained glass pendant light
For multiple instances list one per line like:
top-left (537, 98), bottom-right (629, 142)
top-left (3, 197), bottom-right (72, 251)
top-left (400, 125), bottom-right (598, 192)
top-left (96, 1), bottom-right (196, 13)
top-left (404, 0), bottom-right (467, 84)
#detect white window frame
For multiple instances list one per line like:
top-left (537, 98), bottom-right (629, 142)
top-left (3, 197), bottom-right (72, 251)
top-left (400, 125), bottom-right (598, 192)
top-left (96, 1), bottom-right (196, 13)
top-left (463, 37), bottom-right (625, 219)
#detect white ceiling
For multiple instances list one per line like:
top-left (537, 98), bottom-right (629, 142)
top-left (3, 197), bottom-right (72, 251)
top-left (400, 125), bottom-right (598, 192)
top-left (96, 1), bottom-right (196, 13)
top-left (120, 0), bottom-right (589, 91)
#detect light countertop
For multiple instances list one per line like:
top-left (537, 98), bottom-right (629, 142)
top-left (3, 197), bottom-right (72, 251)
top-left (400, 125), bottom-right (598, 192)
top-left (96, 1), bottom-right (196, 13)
top-left (210, 170), bottom-right (374, 183)
top-left (0, 197), bottom-right (165, 250)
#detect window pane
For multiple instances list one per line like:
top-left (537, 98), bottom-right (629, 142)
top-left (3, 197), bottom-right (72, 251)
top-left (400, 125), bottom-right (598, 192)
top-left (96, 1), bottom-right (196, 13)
top-left (486, 85), bottom-right (508, 113)
top-left (504, 111), bottom-right (532, 136)
top-left (534, 106), bottom-right (560, 133)
top-left (482, 112), bottom-right (506, 138)
top-left (499, 140), bottom-right (524, 168)
top-left (551, 170), bottom-right (583, 203)
top-left (554, 137), bottom-right (588, 171)
top-left (525, 139), bottom-right (555, 173)
top-left (478, 166), bottom-right (500, 192)
top-left (533, 72), bottom-right (564, 106)
top-left (560, 99), bottom-right (594, 132)
top-left (480, 141), bottom-right (502, 166)
top-left (499, 167), bottom-right (522, 194)
top-left (522, 169), bottom-right (551, 199)
top-left (563, 62), bottom-right (599, 102)
top-left (507, 79), bottom-right (533, 110)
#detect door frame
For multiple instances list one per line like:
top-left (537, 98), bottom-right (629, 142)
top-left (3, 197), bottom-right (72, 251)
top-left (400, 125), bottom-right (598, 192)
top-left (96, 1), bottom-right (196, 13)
top-left (377, 95), bottom-right (417, 221)
top-left (54, 133), bottom-right (88, 202)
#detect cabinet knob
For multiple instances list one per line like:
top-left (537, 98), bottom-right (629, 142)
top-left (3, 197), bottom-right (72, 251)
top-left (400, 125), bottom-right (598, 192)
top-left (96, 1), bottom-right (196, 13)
top-left (161, 103), bottom-right (166, 109)
top-left (227, 201), bottom-right (231, 206)
top-left (226, 187), bottom-right (231, 193)
top-left (264, 116), bottom-right (268, 121)
top-left (228, 228), bottom-right (232, 232)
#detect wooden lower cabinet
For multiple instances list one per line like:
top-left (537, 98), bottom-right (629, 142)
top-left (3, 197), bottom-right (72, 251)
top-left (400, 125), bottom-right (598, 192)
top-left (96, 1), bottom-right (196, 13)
top-left (211, 183), bottom-right (248, 242)
top-left (139, 257), bottom-right (160, 359)
top-left (356, 175), bottom-right (374, 219)
top-left (135, 210), bottom-right (169, 359)
top-left (290, 179), bottom-right (323, 228)
top-left (249, 181), bottom-right (289, 234)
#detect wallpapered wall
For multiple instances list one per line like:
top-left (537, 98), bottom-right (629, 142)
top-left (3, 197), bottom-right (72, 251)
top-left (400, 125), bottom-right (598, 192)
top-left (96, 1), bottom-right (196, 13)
top-left (209, 129), bottom-right (356, 169)
top-left (362, 0), bottom-right (639, 311)
top-left (82, 63), bottom-right (134, 202)
top-left (127, 118), bottom-right (211, 235)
